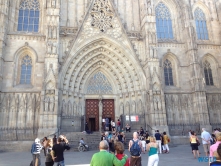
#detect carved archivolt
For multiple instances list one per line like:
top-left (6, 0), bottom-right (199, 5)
top-left (61, 40), bottom-right (145, 94)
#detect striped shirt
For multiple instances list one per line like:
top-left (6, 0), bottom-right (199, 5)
top-left (33, 143), bottom-right (42, 154)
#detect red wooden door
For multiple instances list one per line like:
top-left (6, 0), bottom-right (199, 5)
top-left (86, 99), bottom-right (99, 131)
top-left (102, 99), bottom-right (115, 121)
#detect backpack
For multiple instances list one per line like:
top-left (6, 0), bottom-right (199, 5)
top-left (130, 140), bottom-right (141, 156)
top-left (30, 142), bottom-right (36, 154)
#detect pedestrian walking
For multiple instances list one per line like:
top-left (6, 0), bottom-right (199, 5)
top-left (147, 136), bottom-right (159, 166)
top-left (117, 119), bottom-right (121, 132)
top-left (45, 139), bottom-right (54, 166)
top-left (141, 138), bottom-right (146, 154)
top-left (129, 132), bottom-right (143, 166)
top-left (30, 138), bottom-right (42, 166)
top-left (162, 132), bottom-right (170, 153)
top-left (190, 131), bottom-right (200, 159)
top-left (201, 128), bottom-right (211, 156)
top-left (154, 130), bottom-right (162, 154)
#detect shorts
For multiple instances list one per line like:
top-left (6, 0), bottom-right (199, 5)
top-left (191, 143), bottom-right (198, 150)
top-left (203, 144), bottom-right (210, 153)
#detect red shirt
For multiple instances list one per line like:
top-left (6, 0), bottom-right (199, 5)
top-left (116, 154), bottom-right (130, 166)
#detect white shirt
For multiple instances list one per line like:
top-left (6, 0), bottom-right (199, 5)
top-left (112, 122), bottom-right (115, 127)
top-left (141, 140), bottom-right (146, 147)
top-left (201, 131), bottom-right (211, 144)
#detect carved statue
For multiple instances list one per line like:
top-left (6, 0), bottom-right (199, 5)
top-left (147, 0), bottom-right (152, 15)
top-left (52, 26), bottom-right (57, 39)
top-left (49, 96), bottom-right (55, 112)
top-left (52, 43), bottom-right (57, 54)
top-left (48, 26), bottom-right (52, 39)
top-left (44, 97), bottom-right (49, 112)
top-left (47, 43), bottom-right (52, 54)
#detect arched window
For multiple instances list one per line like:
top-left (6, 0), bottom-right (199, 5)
top-left (17, 0), bottom-right (40, 32)
top-left (203, 61), bottom-right (213, 86)
top-left (194, 8), bottom-right (209, 40)
top-left (164, 59), bottom-right (174, 86)
top-left (155, 3), bottom-right (173, 39)
top-left (20, 55), bottom-right (32, 84)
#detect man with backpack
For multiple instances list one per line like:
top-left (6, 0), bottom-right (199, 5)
top-left (129, 132), bottom-right (143, 166)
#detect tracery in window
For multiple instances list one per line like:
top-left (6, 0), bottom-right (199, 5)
top-left (203, 61), bottom-right (214, 86)
top-left (155, 3), bottom-right (173, 39)
top-left (91, 0), bottom-right (114, 32)
top-left (20, 55), bottom-right (32, 84)
top-left (194, 8), bottom-right (209, 40)
top-left (164, 59), bottom-right (174, 86)
top-left (17, 0), bottom-right (40, 32)
top-left (87, 71), bottom-right (113, 94)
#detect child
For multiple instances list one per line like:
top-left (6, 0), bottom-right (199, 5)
top-left (141, 138), bottom-right (146, 154)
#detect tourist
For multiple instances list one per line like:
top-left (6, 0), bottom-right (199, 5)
top-left (211, 134), bottom-right (216, 145)
top-left (210, 142), bottom-right (221, 165)
top-left (53, 135), bottom-right (57, 145)
top-left (190, 131), bottom-right (200, 159)
top-left (45, 139), bottom-right (54, 166)
top-left (201, 128), bottom-right (211, 156)
top-left (117, 119), bottom-right (121, 132)
top-left (210, 132), bottom-right (221, 159)
top-left (51, 135), bottom-right (70, 166)
top-left (146, 136), bottom-right (159, 166)
top-left (114, 141), bottom-right (130, 166)
top-left (146, 132), bottom-right (150, 144)
top-left (111, 120), bottom-right (116, 132)
top-left (155, 130), bottom-right (162, 154)
top-left (105, 118), bottom-right (109, 131)
top-left (101, 132), bottom-right (105, 141)
top-left (118, 132), bottom-right (123, 143)
top-left (162, 132), bottom-right (170, 153)
top-left (42, 137), bottom-right (48, 156)
top-left (125, 124), bottom-right (131, 132)
top-left (129, 132), bottom-right (143, 166)
top-left (31, 138), bottom-right (43, 166)
top-left (140, 127), bottom-right (144, 136)
top-left (141, 138), bottom-right (146, 154)
top-left (90, 140), bottom-right (128, 166)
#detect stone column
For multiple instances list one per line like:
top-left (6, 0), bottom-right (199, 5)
top-left (38, 0), bottom-right (60, 137)
top-left (140, 0), bottom-right (169, 134)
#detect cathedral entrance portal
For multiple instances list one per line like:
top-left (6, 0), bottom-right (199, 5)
top-left (85, 99), bottom-right (115, 131)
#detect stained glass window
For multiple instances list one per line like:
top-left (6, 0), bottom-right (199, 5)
top-left (194, 8), bottom-right (209, 40)
top-left (87, 71), bottom-right (113, 94)
top-left (204, 61), bottom-right (214, 86)
top-left (164, 59), bottom-right (174, 86)
top-left (20, 55), bottom-right (32, 84)
top-left (17, 0), bottom-right (40, 32)
top-left (155, 3), bottom-right (173, 39)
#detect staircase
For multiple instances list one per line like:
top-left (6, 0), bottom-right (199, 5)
top-left (61, 132), bottom-right (101, 151)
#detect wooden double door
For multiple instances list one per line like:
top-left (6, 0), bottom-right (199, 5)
top-left (86, 99), bottom-right (115, 131)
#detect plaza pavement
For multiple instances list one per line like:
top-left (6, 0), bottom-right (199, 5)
top-left (0, 144), bottom-right (208, 166)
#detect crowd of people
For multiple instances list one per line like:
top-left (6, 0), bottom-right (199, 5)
top-left (30, 124), bottom-right (221, 166)
top-left (189, 128), bottom-right (221, 165)
top-left (30, 134), bottom-right (70, 166)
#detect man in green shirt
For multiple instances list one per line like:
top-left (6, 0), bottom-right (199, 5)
top-left (90, 140), bottom-right (127, 166)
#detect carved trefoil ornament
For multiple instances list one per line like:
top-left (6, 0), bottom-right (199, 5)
top-left (91, 0), bottom-right (114, 32)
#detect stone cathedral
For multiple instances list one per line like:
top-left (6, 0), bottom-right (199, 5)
top-left (0, 0), bottom-right (221, 141)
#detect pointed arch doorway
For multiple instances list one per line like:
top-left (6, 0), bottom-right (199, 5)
top-left (85, 71), bottom-right (115, 131)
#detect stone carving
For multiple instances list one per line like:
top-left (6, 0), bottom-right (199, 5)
top-left (150, 46), bottom-right (158, 58)
top-left (91, 0), bottom-right (114, 32)
top-left (48, 26), bottom-right (57, 39)
top-left (147, 0), bottom-right (152, 15)
top-left (19, 0), bottom-right (40, 10)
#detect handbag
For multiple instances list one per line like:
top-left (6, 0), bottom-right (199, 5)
top-left (168, 138), bottom-right (170, 143)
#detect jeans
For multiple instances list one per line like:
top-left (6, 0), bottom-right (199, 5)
top-left (55, 160), bottom-right (65, 166)
top-left (148, 154), bottom-right (159, 166)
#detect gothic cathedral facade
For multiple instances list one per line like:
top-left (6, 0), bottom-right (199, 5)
top-left (0, 0), bottom-right (221, 140)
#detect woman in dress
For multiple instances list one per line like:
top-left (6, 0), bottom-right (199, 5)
top-left (190, 131), bottom-right (200, 159)
top-left (146, 136), bottom-right (159, 166)
top-left (45, 139), bottom-right (54, 166)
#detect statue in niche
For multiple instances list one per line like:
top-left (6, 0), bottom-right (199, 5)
top-left (52, 26), bottom-right (57, 39)
top-left (48, 26), bottom-right (52, 38)
top-left (61, 101), bottom-right (66, 116)
top-left (49, 96), bottom-right (55, 112)
top-left (52, 43), bottom-right (57, 54)
top-left (47, 42), bottom-right (52, 54)
top-left (78, 104), bottom-right (82, 116)
top-left (147, 0), bottom-right (152, 15)
top-left (150, 46), bottom-right (158, 59)
top-left (44, 97), bottom-right (49, 112)
top-left (73, 103), bottom-right (77, 116)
